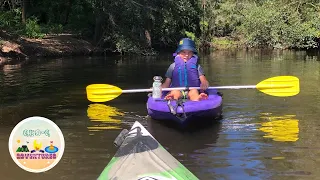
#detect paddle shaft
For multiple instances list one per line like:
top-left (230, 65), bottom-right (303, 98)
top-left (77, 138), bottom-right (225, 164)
top-left (121, 85), bottom-right (258, 93)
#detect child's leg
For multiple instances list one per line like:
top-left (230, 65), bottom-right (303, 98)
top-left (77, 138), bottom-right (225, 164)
top-left (188, 89), bottom-right (208, 101)
top-left (164, 90), bottom-right (182, 100)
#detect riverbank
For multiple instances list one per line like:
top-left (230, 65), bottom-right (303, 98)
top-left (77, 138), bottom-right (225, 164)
top-left (0, 30), bottom-right (108, 66)
top-left (1, 30), bottom-right (317, 68)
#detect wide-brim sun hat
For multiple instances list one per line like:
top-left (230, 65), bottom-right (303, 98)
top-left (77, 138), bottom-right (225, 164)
top-left (175, 38), bottom-right (198, 54)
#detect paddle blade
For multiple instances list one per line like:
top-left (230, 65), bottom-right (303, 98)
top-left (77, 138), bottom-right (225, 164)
top-left (256, 76), bottom-right (300, 97)
top-left (86, 84), bottom-right (122, 102)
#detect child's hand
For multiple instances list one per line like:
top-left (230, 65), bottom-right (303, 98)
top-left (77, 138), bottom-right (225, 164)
top-left (164, 94), bottom-right (174, 100)
top-left (200, 80), bottom-right (209, 90)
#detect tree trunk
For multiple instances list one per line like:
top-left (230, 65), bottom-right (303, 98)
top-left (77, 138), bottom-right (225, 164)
top-left (93, 0), bottom-right (104, 45)
top-left (21, 0), bottom-right (27, 24)
top-left (94, 16), bottom-right (103, 45)
top-left (144, 29), bottom-right (152, 48)
top-left (144, 16), bottom-right (153, 49)
top-left (63, 0), bottom-right (74, 25)
top-left (10, 0), bottom-right (16, 9)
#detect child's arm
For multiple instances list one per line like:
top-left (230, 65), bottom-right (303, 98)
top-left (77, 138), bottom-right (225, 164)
top-left (161, 63), bottom-right (174, 88)
top-left (199, 75), bottom-right (209, 90)
top-left (161, 78), bottom-right (171, 88)
top-left (198, 65), bottom-right (209, 90)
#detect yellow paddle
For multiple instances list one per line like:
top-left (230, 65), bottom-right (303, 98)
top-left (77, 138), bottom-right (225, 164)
top-left (86, 76), bottom-right (300, 102)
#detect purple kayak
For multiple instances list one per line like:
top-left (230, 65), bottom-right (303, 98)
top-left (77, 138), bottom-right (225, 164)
top-left (146, 89), bottom-right (223, 127)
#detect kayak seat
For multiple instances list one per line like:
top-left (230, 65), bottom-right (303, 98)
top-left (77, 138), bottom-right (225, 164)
top-left (113, 129), bottom-right (129, 147)
top-left (112, 125), bottom-right (159, 157)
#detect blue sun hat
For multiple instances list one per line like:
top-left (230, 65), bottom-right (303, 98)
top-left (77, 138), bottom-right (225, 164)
top-left (175, 38), bottom-right (198, 54)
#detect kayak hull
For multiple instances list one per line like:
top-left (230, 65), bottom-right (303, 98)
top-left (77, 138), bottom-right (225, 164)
top-left (98, 121), bottom-right (198, 180)
top-left (146, 89), bottom-right (223, 126)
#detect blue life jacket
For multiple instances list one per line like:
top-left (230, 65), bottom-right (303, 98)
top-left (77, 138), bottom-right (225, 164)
top-left (170, 54), bottom-right (201, 87)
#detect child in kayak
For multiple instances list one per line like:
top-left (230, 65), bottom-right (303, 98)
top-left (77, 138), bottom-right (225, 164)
top-left (161, 38), bottom-right (209, 101)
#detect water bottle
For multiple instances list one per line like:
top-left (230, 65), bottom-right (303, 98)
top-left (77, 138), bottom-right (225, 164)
top-left (152, 76), bottom-right (163, 99)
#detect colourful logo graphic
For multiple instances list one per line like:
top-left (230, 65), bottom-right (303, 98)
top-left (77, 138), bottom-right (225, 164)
top-left (8, 116), bottom-right (65, 173)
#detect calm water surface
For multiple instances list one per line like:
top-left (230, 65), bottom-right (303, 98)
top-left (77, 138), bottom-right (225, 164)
top-left (0, 50), bottom-right (319, 180)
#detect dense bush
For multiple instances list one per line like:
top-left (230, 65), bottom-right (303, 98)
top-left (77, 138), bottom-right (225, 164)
top-left (0, 0), bottom-right (319, 53)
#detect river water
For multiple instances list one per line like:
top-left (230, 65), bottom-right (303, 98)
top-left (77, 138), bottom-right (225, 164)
top-left (0, 50), bottom-right (319, 179)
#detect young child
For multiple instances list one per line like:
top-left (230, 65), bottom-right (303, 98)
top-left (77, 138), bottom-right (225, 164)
top-left (161, 38), bottom-right (209, 101)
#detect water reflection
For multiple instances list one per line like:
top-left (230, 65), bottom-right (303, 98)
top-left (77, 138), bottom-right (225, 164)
top-left (86, 103), bottom-right (124, 132)
top-left (147, 119), bottom-right (221, 157)
top-left (259, 113), bottom-right (299, 142)
top-left (1, 63), bottom-right (24, 87)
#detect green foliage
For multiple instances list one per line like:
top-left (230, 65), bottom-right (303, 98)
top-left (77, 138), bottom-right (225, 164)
top-left (114, 34), bottom-right (141, 54)
top-left (185, 31), bottom-right (196, 40)
top-left (0, 0), bottom-right (319, 52)
top-left (237, 3), bottom-right (275, 47)
top-left (24, 17), bottom-right (45, 38)
top-left (237, 1), bottom-right (320, 49)
top-left (212, 37), bottom-right (235, 45)
top-left (200, 20), bottom-right (208, 33)
top-left (200, 0), bottom-right (245, 40)
top-left (185, 30), bottom-right (202, 51)
top-left (0, 9), bottom-right (22, 29)
top-left (41, 24), bottom-right (64, 35)
top-left (200, 0), bottom-right (320, 49)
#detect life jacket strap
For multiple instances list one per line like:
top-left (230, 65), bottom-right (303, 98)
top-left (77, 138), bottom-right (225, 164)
top-left (167, 99), bottom-right (187, 121)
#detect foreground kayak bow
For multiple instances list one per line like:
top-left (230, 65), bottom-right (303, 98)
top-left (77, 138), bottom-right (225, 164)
top-left (97, 121), bottom-right (199, 180)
